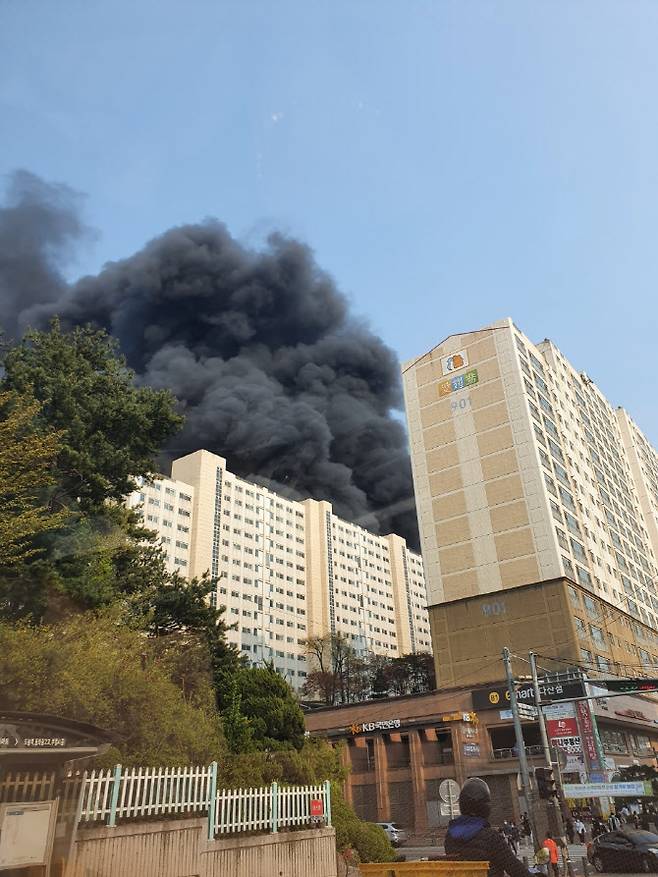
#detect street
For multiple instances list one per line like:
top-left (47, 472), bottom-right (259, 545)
top-left (399, 843), bottom-right (591, 869)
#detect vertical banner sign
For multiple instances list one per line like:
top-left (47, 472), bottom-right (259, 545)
top-left (544, 702), bottom-right (584, 775)
top-left (576, 701), bottom-right (601, 773)
top-left (584, 682), bottom-right (608, 777)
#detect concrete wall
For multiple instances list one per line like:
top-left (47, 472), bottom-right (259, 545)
top-left (66, 817), bottom-right (337, 877)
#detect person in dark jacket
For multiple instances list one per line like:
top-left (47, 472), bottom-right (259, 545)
top-left (565, 818), bottom-right (575, 844)
top-left (444, 778), bottom-right (533, 877)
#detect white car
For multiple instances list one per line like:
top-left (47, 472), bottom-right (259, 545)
top-left (376, 822), bottom-right (407, 846)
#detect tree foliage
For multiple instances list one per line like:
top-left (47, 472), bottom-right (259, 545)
top-left (0, 612), bottom-right (223, 765)
top-left (0, 390), bottom-right (68, 568)
top-left (0, 320), bottom-right (395, 859)
top-left (303, 632), bottom-right (435, 704)
top-left (302, 632), bottom-right (369, 705)
top-left (230, 662), bottom-right (306, 751)
top-left (0, 321), bottom-right (229, 632)
top-left (2, 319), bottom-right (183, 513)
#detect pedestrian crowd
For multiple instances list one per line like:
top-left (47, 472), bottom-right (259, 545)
top-left (445, 777), bottom-right (658, 877)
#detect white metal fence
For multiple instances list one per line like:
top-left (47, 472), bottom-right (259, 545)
top-left (0, 766), bottom-right (331, 838)
top-left (80, 764), bottom-right (215, 825)
top-left (0, 770), bottom-right (56, 802)
top-left (214, 781), bottom-right (331, 835)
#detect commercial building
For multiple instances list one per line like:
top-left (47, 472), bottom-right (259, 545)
top-left (402, 318), bottom-right (658, 686)
top-left (305, 682), bottom-right (658, 836)
top-left (127, 450), bottom-right (430, 686)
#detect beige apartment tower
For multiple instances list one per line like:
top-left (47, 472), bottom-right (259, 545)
top-left (402, 318), bottom-right (658, 684)
top-left (128, 450), bottom-right (430, 688)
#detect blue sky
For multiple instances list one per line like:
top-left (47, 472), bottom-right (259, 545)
top-left (2, 1), bottom-right (658, 442)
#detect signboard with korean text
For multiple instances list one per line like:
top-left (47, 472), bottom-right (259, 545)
top-left (544, 703), bottom-right (584, 773)
top-left (438, 369), bottom-right (479, 398)
top-left (577, 701), bottom-right (602, 771)
top-left (463, 743), bottom-right (480, 758)
top-left (440, 712), bottom-right (477, 724)
top-left (441, 350), bottom-right (469, 375)
top-left (310, 799), bottom-right (324, 817)
top-left (0, 725), bottom-right (67, 750)
top-left (347, 719), bottom-right (401, 735)
top-left (546, 708), bottom-right (579, 739)
top-left (472, 680), bottom-right (585, 711)
top-left (563, 781), bottom-right (650, 799)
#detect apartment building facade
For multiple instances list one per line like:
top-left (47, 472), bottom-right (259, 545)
top-left (402, 318), bottom-right (658, 684)
top-left (127, 450), bottom-right (430, 687)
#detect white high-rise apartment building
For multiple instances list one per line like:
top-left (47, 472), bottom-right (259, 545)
top-left (402, 318), bottom-right (658, 684)
top-left (127, 450), bottom-right (430, 687)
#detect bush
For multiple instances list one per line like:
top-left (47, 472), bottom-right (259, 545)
top-left (0, 612), bottom-right (224, 765)
top-left (352, 822), bottom-right (396, 864)
top-left (330, 783), bottom-right (395, 863)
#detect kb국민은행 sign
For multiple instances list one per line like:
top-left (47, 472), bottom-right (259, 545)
top-left (347, 719), bottom-right (401, 735)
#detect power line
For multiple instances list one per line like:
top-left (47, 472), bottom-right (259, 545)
top-left (533, 650), bottom-right (658, 683)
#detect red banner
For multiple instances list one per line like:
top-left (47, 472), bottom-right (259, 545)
top-left (310, 799), bottom-right (324, 817)
top-left (577, 701), bottom-right (599, 769)
top-left (547, 717), bottom-right (578, 739)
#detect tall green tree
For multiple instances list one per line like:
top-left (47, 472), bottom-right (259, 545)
top-left (0, 320), bottom-right (189, 622)
top-left (233, 662), bottom-right (306, 751)
top-left (2, 318), bottom-right (183, 513)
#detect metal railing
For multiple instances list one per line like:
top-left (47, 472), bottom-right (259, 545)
top-left (492, 744), bottom-right (544, 760)
top-left (0, 770), bottom-right (56, 802)
top-left (1, 766), bottom-right (332, 839)
top-left (81, 764), bottom-right (216, 826)
top-left (215, 781), bottom-right (331, 835)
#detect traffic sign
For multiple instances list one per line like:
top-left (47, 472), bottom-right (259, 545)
top-left (439, 779), bottom-right (460, 818)
top-left (439, 779), bottom-right (460, 803)
top-left (518, 703), bottom-right (538, 719)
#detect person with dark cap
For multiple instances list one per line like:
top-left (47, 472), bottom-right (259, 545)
top-left (445, 778), bottom-right (533, 877)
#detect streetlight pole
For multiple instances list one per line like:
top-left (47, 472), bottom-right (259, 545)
top-left (503, 647), bottom-right (539, 849)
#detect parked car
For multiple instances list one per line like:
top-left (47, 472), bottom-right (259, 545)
top-left (587, 830), bottom-right (658, 873)
top-left (376, 822), bottom-right (407, 846)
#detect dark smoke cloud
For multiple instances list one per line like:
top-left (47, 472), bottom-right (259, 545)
top-left (2, 171), bottom-right (419, 546)
top-left (0, 170), bottom-right (91, 340)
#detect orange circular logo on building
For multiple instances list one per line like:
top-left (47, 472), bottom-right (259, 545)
top-left (489, 692), bottom-right (500, 705)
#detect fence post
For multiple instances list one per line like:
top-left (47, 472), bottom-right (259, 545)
top-left (271, 782), bottom-right (278, 833)
top-left (207, 761), bottom-right (218, 842)
top-left (107, 764), bottom-right (122, 827)
top-left (324, 780), bottom-right (332, 827)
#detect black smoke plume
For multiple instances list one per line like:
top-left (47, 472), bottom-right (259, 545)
top-left (1, 170), bottom-right (419, 546)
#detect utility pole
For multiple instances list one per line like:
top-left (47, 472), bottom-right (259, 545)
top-left (529, 651), bottom-right (552, 769)
top-left (503, 647), bottom-right (539, 849)
top-left (530, 652), bottom-right (568, 835)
